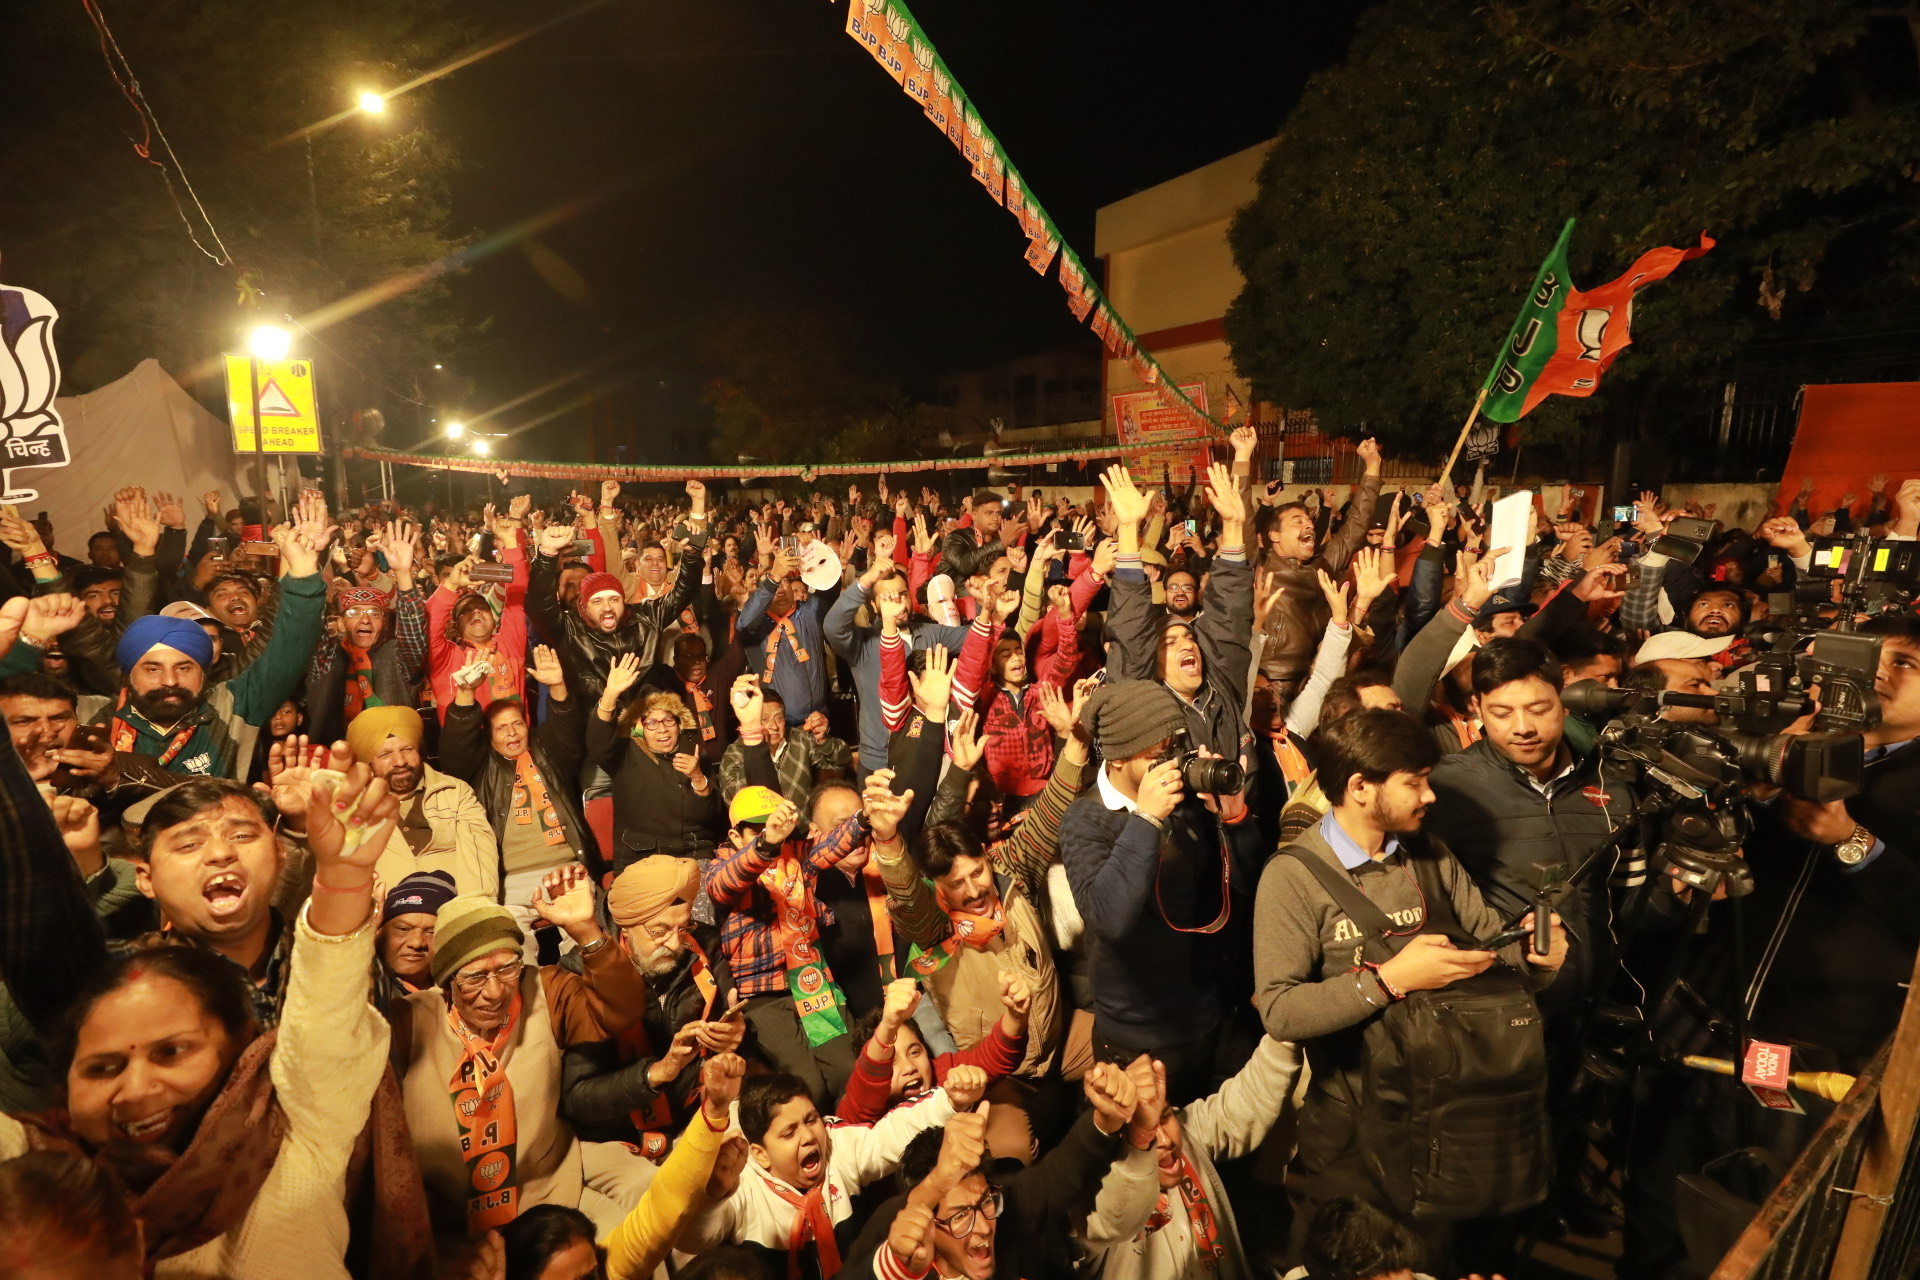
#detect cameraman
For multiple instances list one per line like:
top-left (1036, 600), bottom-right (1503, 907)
top-left (1626, 633), bottom-right (1726, 725)
top-left (1061, 680), bottom-right (1246, 1105)
top-left (1750, 613), bottom-right (1920, 1069)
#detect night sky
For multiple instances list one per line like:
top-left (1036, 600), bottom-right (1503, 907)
top-left (432, 0), bottom-right (1367, 459)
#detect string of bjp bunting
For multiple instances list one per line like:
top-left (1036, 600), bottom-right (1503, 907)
top-left (832, 0), bottom-right (1221, 437)
top-left (340, 443), bottom-right (1130, 484)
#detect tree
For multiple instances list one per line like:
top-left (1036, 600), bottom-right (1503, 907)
top-left (699, 305), bottom-right (950, 465)
top-left (0, 0), bottom-right (476, 437)
top-left (1225, 0), bottom-right (1920, 458)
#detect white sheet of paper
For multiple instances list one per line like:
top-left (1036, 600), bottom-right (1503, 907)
top-left (1488, 490), bottom-right (1534, 590)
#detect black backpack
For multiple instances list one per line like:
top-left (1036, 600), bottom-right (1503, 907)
top-left (1283, 842), bottom-right (1550, 1222)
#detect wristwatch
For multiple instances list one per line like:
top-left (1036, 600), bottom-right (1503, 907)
top-left (1833, 823), bottom-right (1876, 867)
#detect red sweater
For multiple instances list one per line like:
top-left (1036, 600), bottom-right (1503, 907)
top-left (834, 1021), bottom-right (1026, 1124)
top-left (952, 617), bottom-right (1079, 799)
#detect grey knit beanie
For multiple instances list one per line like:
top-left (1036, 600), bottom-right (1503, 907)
top-left (1080, 679), bottom-right (1188, 761)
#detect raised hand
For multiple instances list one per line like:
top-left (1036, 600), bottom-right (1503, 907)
top-left (601, 479), bottom-right (622, 508)
top-left (0, 505), bottom-right (45, 555)
top-left (17, 593), bottom-right (85, 649)
top-left (700, 1052), bottom-right (746, 1128)
top-left (1354, 436), bottom-right (1383, 473)
top-left (1083, 1062), bottom-right (1139, 1135)
top-left (907, 645), bottom-right (953, 719)
top-left (684, 478), bottom-right (707, 513)
top-left (532, 865), bottom-right (599, 943)
top-left (1632, 490), bottom-right (1665, 537)
top-left (880, 977), bottom-right (923, 1032)
top-left (1316, 567), bottom-right (1350, 620)
top-left (1123, 1055), bottom-right (1167, 1147)
top-left (115, 488), bottom-right (161, 557)
top-left (602, 653), bottom-right (644, 705)
top-left (1069, 676), bottom-right (1099, 726)
top-left (154, 490), bottom-right (186, 530)
top-left (1230, 423), bottom-right (1257, 462)
top-left (1206, 461), bottom-right (1245, 525)
top-left (538, 522), bottom-right (576, 557)
top-left (761, 797), bottom-right (800, 847)
top-left (887, 1203), bottom-right (938, 1274)
top-left (1099, 464), bottom-right (1152, 527)
top-left (1757, 516), bottom-right (1811, 558)
top-left (1455, 547), bottom-right (1507, 610)
top-left (861, 769), bottom-right (915, 844)
top-left (1252, 572), bottom-right (1286, 631)
top-left (871, 529), bottom-right (896, 564)
top-left (943, 1064), bottom-right (989, 1110)
top-left (729, 674), bottom-right (765, 732)
top-left (948, 707), bottom-right (987, 771)
top-left (911, 512), bottom-right (936, 557)
top-left (262, 736), bottom-right (348, 820)
top-left (202, 489), bottom-right (223, 519)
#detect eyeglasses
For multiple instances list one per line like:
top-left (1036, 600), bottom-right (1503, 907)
top-left (452, 959), bottom-right (524, 997)
top-left (934, 1187), bottom-right (1003, 1237)
top-left (641, 716), bottom-right (679, 730)
top-left (342, 607), bottom-right (386, 619)
top-left (634, 920), bottom-right (685, 944)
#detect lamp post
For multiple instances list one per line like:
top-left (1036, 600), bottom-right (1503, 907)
top-left (246, 324), bottom-right (291, 526)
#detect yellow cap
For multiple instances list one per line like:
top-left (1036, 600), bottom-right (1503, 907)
top-left (729, 785), bottom-right (783, 827)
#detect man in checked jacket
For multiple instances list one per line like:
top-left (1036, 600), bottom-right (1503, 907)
top-left (703, 782), bottom-right (868, 1109)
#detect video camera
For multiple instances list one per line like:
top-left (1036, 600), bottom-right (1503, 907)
top-left (1562, 681), bottom-right (1864, 805)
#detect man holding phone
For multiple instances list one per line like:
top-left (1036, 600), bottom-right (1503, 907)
top-left (559, 856), bottom-right (749, 1152)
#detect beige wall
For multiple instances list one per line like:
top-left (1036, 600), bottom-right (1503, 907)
top-left (1094, 141), bottom-right (1271, 434)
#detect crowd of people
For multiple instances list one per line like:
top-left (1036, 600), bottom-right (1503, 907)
top-left (0, 433), bottom-right (1914, 1280)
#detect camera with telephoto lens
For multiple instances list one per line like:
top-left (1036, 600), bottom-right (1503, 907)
top-left (1175, 750), bottom-right (1246, 796)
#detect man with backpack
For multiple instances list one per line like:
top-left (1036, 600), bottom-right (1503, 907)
top-left (1251, 707), bottom-right (1569, 1268)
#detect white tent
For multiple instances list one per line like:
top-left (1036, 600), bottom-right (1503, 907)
top-left (17, 359), bottom-right (253, 552)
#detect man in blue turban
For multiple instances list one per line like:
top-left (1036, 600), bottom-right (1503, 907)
top-left (105, 511), bottom-right (330, 780)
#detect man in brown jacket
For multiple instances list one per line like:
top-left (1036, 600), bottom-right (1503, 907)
top-left (864, 704), bottom-right (1096, 1160)
top-left (1256, 437), bottom-right (1386, 699)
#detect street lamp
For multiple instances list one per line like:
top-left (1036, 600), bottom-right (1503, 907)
top-left (357, 91), bottom-right (387, 115)
top-left (243, 325), bottom-right (293, 524)
top-left (445, 421), bottom-right (466, 439)
top-left (472, 439), bottom-right (492, 457)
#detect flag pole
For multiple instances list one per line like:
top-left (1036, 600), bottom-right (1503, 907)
top-left (1437, 385), bottom-right (1490, 490)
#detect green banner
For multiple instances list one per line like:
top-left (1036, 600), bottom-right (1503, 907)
top-left (1480, 219), bottom-right (1575, 424)
top-left (837, 0), bottom-right (1215, 434)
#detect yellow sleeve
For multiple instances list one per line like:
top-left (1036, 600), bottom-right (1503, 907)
top-left (601, 1110), bottom-right (727, 1280)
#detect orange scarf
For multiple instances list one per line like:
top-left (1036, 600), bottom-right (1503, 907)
top-left (509, 754), bottom-right (567, 848)
top-left (908, 897), bottom-right (1004, 975)
top-left (1144, 1151), bottom-right (1225, 1268)
top-left (757, 847), bottom-right (848, 1048)
top-left (766, 1175), bottom-right (842, 1279)
top-left (688, 681), bottom-right (717, 744)
top-left (342, 642), bottom-right (381, 719)
top-left (447, 991), bottom-right (522, 1234)
top-left (763, 614), bottom-right (811, 682)
top-left (615, 934), bottom-right (718, 1153)
top-left (1271, 733), bottom-right (1312, 789)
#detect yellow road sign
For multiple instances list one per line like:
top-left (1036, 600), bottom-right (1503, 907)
top-left (225, 355), bottom-right (322, 454)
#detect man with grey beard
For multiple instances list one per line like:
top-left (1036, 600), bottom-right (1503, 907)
top-left (558, 856), bottom-right (749, 1153)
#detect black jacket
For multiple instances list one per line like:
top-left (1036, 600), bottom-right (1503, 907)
top-left (559, 923), bottom-right (739, 1141)
top-left (439, 693), bottom-right (602, 881)
top-left (1107, 553), bottom-right (1256, 762)
top-left (840, 1113), bottom-right (1127, 1280)
top-left (1426, 738), bottom-right (1641, 1010)
top-left (1717, 739), bottom-right (1920, 1071)
top-left (527, 536), bottom-right (706, 709)
top-left (585, 710), bottom-right (722, 871)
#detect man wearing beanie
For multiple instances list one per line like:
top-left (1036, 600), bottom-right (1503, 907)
top-left (560, 855), bottom-right (749, 1151)
top-left (394, 870), bottom-right (655, 1240)
top-left (375, 869), bottom-right (459, 1002)
top-left (1061, 678), bottom-right (1241, 1106)
top-left (304, 519), bottom-right (428, 744)
top-left (100, 494), bottom-right (329, 779)
top-left (347, 704), bottom-right (497, 902)
top-left (528, 479), bottom-right (710, 711)
top-left (426, 515), bottom-right (531, 723)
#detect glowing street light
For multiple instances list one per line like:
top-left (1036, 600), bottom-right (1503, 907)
top-left (445, 421), bottom-right (466, 439)
top-left (247, 324), bottom-right (292, 361)
top-left (472, 439), bottom-right (492, 457)
top-left (357, 91), bottom-right (387, 115)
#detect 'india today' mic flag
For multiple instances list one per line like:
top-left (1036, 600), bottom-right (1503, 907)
top-left (1481, 219), bottom-right (1715, 424)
